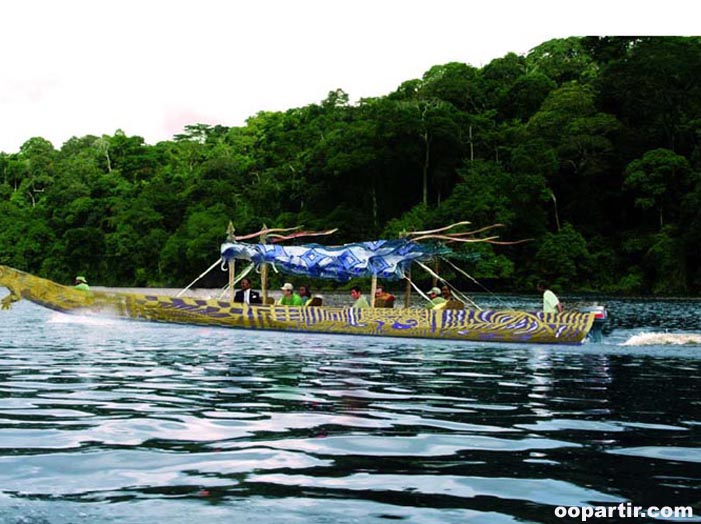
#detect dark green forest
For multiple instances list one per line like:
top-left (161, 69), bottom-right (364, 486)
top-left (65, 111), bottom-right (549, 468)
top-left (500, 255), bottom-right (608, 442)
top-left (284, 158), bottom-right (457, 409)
top-left (1, 37), bottom-right (700, 294)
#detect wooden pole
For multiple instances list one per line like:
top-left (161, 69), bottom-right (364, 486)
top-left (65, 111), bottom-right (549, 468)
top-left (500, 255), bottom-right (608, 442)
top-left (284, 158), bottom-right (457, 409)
top-left (404, 267), bottom-right (412, 308)
top-left (227, 221), bottom-right (236, 303)
top-left (432, 258), bottom-right (440, 288)
top-left (370, 274), bottom-right (377, 308)
top-left (399, 230), bottom-right (412, 309)
top-left (260, 224), bottom-right (268, 304)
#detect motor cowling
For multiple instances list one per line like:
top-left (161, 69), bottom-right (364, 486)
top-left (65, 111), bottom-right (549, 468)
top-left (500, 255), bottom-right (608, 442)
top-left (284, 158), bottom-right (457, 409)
top-left (579, 305), bottom-right (608, 342)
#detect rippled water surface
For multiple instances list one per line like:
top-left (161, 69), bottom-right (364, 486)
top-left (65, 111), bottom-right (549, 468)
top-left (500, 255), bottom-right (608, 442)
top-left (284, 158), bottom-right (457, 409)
top-left (0, 295), bottom-right (700, 523)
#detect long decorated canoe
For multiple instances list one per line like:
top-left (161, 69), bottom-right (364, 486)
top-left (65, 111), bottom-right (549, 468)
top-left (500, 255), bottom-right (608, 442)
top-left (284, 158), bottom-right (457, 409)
top-left (1, 266), bottom-right (595, 344)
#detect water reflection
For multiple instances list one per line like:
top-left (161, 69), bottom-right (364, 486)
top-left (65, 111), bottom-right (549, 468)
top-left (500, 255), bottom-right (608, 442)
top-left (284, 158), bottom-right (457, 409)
top-left (0, 299), bottom-right (699, 523)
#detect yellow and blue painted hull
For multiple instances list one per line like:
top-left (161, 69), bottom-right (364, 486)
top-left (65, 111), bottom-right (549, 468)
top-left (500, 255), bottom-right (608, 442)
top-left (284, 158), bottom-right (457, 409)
top-left (1, 266), bottom-right (594, 344)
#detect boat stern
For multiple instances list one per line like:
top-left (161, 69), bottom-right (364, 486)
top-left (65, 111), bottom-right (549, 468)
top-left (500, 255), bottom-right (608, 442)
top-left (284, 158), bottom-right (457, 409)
top-left (579, 304), bottom-right (608, 343)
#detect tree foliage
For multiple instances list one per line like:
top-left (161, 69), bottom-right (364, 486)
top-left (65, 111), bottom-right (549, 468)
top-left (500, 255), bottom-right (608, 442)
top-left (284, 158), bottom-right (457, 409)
top-left (1, 37), bottom-right (700, 294)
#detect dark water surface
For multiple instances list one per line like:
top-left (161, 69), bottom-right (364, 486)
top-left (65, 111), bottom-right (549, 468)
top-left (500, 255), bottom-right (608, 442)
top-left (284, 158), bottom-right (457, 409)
top-left (0, 295), bottom-right (699, 523)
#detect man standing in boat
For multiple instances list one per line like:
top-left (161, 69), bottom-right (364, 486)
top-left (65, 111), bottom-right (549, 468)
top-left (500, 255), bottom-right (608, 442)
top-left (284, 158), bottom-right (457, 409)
top-left (234, 278), bottom-right (262, 305)
top-left (537, 282), bottom-right (563, 313)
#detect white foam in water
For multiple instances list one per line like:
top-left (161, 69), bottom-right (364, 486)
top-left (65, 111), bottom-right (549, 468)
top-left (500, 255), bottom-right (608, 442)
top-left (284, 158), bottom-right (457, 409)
top-left (621, 332), bottom-right (701, 346)
top-left (47, 311), bottom-right (124, 327)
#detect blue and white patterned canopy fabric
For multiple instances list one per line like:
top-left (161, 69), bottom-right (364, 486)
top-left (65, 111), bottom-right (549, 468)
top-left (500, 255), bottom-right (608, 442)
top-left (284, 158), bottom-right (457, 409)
top-left (221, 240), bottom-right (450, 281)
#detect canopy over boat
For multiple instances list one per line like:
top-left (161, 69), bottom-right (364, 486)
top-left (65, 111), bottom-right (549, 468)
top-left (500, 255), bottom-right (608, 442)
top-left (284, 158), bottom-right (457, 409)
top-left (221, 239), bottom-right (451, 282)
top-left (0, 221), bottom-right (600, 345)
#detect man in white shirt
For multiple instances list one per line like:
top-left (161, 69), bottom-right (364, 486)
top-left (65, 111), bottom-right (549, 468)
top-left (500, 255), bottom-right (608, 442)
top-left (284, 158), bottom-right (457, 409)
top-left (234, 278), bottom-right (262, 304)
top-left (537, 282), bottom-right (563, 313)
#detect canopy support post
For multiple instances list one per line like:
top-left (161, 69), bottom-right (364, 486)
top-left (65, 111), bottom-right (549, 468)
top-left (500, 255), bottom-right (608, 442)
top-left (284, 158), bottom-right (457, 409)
top-left (404, 267), bottom-right (412, 308)
top-left (370, 274), bottom-right (377, 308)
top-left (227, 221), bottom-right (236, 303)
top-left (260, 224), bottom-right (268, 304)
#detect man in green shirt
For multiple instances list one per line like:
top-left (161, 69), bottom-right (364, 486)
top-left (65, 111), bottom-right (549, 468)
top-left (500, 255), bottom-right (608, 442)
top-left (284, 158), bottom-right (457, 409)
top-left (537, 282), bottom-right (563, 313)
top-left (278, 282), bottom-right (303, 306)
top-left (350, 286), bottom-right (370, 308)
top-left (73, 276), bottom-right (90, 291)
top-left (426, 287), bottom-right (447, 309)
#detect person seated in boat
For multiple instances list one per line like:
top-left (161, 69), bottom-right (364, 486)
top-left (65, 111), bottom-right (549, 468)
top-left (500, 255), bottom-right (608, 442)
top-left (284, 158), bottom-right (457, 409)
top-left (443, 299), bottom-right (465, 310)
top-left (278, 282), bottom-right (303, 306)
top-left (298, 284), bottom-right (313, 306)
top-left (374, 284), bottom-right (395, 308)
top-left (307, 296), bottom-right (323, 307)
top-left (441, 285), bottom-right (453, 301)
top-left (234, 277), bottom-right (262, 305)
top-left (440, 285), bottom-right (465, 309)
top-left (426, 287), bottom-right (447, 310)
top-left (73, 276), bottom-right (90, 291)
top-left (350, 286), bottom-right (370, 308)
top-left (537, 281), bottom-right (563, 313)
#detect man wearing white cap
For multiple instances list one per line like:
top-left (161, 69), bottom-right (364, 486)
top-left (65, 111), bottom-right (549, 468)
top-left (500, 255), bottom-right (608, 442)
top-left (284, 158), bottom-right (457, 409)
top-left (74, 276), bottom-right (90, 291)
top-left (277, 282), bottom-right (303, 306)
top-left (426, 286), bottom-right (447, 310)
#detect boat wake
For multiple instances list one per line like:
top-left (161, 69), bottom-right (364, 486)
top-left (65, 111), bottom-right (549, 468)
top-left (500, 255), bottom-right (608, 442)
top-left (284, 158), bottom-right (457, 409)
top-left (47, 312), bottom-right (125, 327)
top-left (621, 332), bottom-right (701, 346)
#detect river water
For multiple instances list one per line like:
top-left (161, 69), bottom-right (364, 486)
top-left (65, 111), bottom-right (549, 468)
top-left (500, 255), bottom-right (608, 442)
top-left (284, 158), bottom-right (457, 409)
top-left (0, 294), bottom-right (699, 523)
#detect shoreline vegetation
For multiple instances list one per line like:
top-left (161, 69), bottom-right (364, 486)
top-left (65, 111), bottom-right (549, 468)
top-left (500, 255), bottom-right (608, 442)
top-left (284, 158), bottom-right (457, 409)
top-left (1, 37), bottom-right (700, 296)
top-left (91, 287), bottom-right (701, 302)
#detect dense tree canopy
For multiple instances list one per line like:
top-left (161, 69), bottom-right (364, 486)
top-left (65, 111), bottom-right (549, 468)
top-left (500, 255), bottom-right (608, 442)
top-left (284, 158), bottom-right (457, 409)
top-left (1, 37), bottom-right (700, 295)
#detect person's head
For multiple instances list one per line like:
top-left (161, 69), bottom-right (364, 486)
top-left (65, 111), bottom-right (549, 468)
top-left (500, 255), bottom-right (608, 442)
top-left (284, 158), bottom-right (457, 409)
top-left (537, 281), bottom-right (547, 293)
top-left (375, 284), bottom-right (384, 297)
top-left (350, 286), bottom-right (362, 300)
top-left (241, 278), bottom-right (252, 290)
top-left (75, 276), bottom-right (87, 285)
top-left (298, 285), bottom-right (310, 297)
top-left (427, 286), bottom-right (441, 298)
top-left (441, 285), bottom-right (451, 299)
top-left (281, 282), bottom-right (294, 295)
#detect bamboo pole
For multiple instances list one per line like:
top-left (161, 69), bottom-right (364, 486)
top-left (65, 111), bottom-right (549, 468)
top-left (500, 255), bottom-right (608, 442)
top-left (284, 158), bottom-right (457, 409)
top-left (260, 223), bottom-right (268, 304)
top-left (370, 274), bottom-right (377, 308)
top-left (404, 267), bottom-right (412, 308)
top-left (227, 221), bottom-right (236, 303)
top-left (399, 230), bottom-right (412, 309)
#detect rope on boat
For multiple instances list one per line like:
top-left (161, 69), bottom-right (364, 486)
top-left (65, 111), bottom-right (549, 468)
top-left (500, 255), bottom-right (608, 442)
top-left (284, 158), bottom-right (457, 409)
top-left (403, 273), bottom-right (433, 306)
top-left (415, 261), bottom-right (482, 310)
top-left (217, 263), bottom-right (255, 300)
top-left (440, 257), bottom-right (507, 306)
top-left (176, 258), bottom-right (225, 298)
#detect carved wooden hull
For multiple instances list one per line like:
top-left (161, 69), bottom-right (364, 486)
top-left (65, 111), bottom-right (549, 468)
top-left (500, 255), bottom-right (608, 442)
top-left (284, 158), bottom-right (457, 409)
top-left (1, 266), bottom-right (594, 344)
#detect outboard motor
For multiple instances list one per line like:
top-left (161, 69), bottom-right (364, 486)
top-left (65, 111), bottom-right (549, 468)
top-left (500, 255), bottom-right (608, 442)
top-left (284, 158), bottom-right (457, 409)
top-left (580, 305), bottom-right (608, 343)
